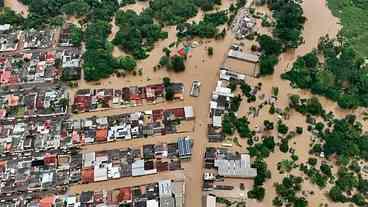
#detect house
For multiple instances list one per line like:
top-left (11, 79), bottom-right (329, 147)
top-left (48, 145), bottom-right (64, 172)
top-left (145, 84), bottom-right (165, 102)
top-left (205, 194), bottom-right (216, 207)
top-left (132, 160), bottom-right (145, 177)
top-left (159, 180), bottom-right (175, 207)
top-left (81, 167), bottom-right (94, 184)
top-left (228, 49), bottom-right (260, 63)
top-left (219, 69), bottom-right (246, 81)
top-left (0, 30), bottom-right (20, 52)
top-left (80, 191), bottom-right (94, 204)
top-left (177, 137), bottom-right (192, 159)
top-left (184, 106), bottom-right (194, 120)
top-left (118, 187), bottom-right (132, 204)
top-left (61, 49), bottom-right (81, 81)
top-left (73, 95), bottom-right (92, 112)
top-left (95, 128), bottom-right (108, 142)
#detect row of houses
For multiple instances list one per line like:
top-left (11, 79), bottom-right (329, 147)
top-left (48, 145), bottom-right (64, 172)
top-left (14, 179), bottom-right (184, 207)
top-left (0, 118), bottom-right (65, 155)
top-left (207, 69), bottom-right (246, 142)
top-left (0, 26), bottom-right (56, 52)
top-left (66, 106), bottom-right (194, 145)
top-left (23, 29), bottom-right (55, 50)
top-left (73, 83), bottom-right (184, 113)
top-left (0, 23), bottom-right (82, 53)
top-left (0, 49), bottom-right (81, 86)
top-left (0, 106), bottom-right (194, 155)
top-left (0, 86), bottom-right (68, 120)
top-left (0, 138), bottom-right (192, 202)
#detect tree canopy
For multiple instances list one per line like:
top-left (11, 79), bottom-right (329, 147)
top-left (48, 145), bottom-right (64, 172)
top-left (283, 37), bottom-right (368, 109)
top-left (113, 10), bottom-right (167, 59)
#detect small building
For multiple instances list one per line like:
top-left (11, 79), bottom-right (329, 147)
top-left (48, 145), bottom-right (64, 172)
top-left (205, 194), bottom-right (216, 207)
top-left (95, 128), bottom-right (108, 142)
top-left (159, 180), bottom-right (175, 207)
top-left (228, 49), bottom-right (260, 63)
top-left (219, 69), bottom-right (246, 81)
top-left (80, 191), bottom-right (94, 204)
top-left (214, 154), bottom-right (257, 178)
top-left (177, 137), bottom-right (192, 159)
top-left (118, 187), bottom-right (132, 204)
top-left (184, 106), bottom-right (194, 120)
top-left (132, 160), bottom-right (145, 177)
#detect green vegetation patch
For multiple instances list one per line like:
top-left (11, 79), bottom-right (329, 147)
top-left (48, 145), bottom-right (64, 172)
top-left (148, 0), bottom-right (198, 25)
top-left (176, 10), bottom-right (228, 39)
top-left (0, 7), bottom-right (24, 26)
top-left (282, 37), bottom-right (368, 109)
top-left (256, 0), bottom-right (306, 76)
top-left (273, 175), bottom-right (308, 207)
top-left (327, 0), bottom-right (368, 57)
top-left (113, 10), bottom-right (168, 59)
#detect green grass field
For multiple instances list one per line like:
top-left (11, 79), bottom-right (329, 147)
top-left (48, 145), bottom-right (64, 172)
top-left (327, 0), bottom-right (368, 57)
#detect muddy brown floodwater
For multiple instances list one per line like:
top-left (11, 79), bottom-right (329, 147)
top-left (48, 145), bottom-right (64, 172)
top-left (65, 0), bottom-right (352, 206)
top-left (242, 0), bottom-right (349, 206)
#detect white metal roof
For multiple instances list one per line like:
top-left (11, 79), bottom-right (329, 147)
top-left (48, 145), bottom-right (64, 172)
top-left (184, 106), bottom-right (194, 119)
top-left (206, 195), bottom-right (216, 207)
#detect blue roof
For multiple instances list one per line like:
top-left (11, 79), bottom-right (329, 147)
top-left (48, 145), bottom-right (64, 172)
top-left (177, 137), bottom-right (192, 158)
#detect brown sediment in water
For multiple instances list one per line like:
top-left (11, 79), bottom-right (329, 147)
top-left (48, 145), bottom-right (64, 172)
top-left (67, 0), bottom-right (352, 206)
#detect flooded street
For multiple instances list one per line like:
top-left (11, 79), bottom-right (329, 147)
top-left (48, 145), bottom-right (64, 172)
top-left (66, 0), bottom-right (348, 206)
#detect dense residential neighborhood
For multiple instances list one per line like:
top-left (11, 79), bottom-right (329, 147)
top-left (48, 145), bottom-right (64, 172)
top-left (0, 0), bottom-right (367, 206)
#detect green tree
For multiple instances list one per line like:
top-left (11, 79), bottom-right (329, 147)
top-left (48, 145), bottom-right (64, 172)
top-left (320, 164), bottom-right (332, 177)
top-left (329, 186), bottom-right (347, 202)
top-left (61, 1), bottom-right (90, 17)
top-left (351, 194), bottom-right (366, 206)
top-left (0, 7), bottom-right (24, 26)
top-left (247, 186), bottom-right (265, 201)
top-left (279, 140), bottom-right (289, 153)
top-left (118, 56), bottom-right (137, 71)
top-left (259, 54), bottom-right (278, 75)
top-left (70, 25), bottom-right (82, 46)
top-left (170, 55), bottom-right (186, 72)
top-left (208, 46), bottom-right (213, 56)
top-left (236, 116), bottom-right (252, 138)
top-left (303, 51), bottom-right (319, 68)
top-left (149, 0), bottom-right (198, 25)
top-left (277, 122), bottom-right (289, 134)
top-left (230, 95), bottom-right (242, 112)
top-left (337, 94), bottom-right (359, 109)
top-left (258, 34), bottom-right (283, 55)
top-left (253, 158), bottom-right (271, 186)
top-left (307, 158), bottom-right (317, 166)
